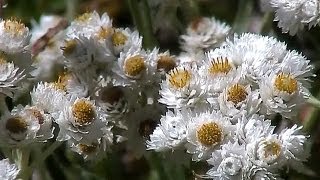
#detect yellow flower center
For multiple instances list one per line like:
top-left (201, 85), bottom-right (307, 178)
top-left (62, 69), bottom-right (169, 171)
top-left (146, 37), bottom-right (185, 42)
top-left (168, 68), bottom-right (192, 89)
top-left (157, 55), bottom-right (176, 72)
top-left (97, 27), bottom-right (114, 40)
top-left (75, 12), bottom-right (92, 22)
top-left (0, 52), bottom-right (7, 64)
top-left (53, 72), bottom-right (71, 91)
top-left (263, 141), bottom-right (281, 159)
top-left (72, 100), bottom-right (95, 126)
top-left (197, 122), bottom-right (222, 147)
top-left (78, 143), bottom-right (97, 155)
top-left (227, 84), bottom-right (248, 104)
top-left (4, 19), bottom-right (26, 36)
top-left (138, 119), bottom-right (158, 140)
top-left (6, 116), bottom-right (28, 134)
top-left (208, 57), bottom-right (232, 75)
top-left (274, 73), bottom-right (298, 94)
top-left (61, 39), bottom-right (77, 56)
top-left (100, 86), bottom-right (124, 104)
top-left (112, 31), bottom-right (127, 46)
top-left (123, 55), bottom-right (146, 77)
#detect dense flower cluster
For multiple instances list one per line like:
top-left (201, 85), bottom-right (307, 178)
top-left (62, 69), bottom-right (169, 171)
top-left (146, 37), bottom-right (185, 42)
top-left (148, 32), bottom-right (313, 179)
top-left (260, 0), bottom-right (320, 35)
top-left (0, 10), bottom-right (314, 180)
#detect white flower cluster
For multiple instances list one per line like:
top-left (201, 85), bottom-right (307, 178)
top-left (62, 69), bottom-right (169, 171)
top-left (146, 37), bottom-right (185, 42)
top-left (0, 11), bottom-right (180, 160)
top-left (0, 10), bottom-right (314, 179)
top-left (260, 0), bottom-right (320, 35)
top-left (148, 33), bottom-right (313, 179)
top-left (0, 158), bottom-right (19, 180)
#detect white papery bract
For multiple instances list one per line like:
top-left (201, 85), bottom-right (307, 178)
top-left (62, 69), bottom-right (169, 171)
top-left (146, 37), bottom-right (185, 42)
top-left (0, 159), bottom-right (19, 180)
top-left (0, 19), bottom-right (30, 53)
top-left (247, 125), bottom-right (309, 174)
top-left (30, 82), bottom-right (69, 113)
top-left (55, 97), bottom-right (107, 144)
top-left (260, 0), bottom-right (320, 35)
top-left (206, 142), bottom-right (250, 180)
top-left (159, 65), bottom-right (208, 109)
top-left (259, 70), bottom-right (309, 118)
top-left (66, 11), bottom-right (113, 39)
top-left (0, 55), bottom-right (25, 97)
top-left (147, 110), bottom-right (189, 151)
top-left (185, 110), bottom-right (235, 161)
top-left (180, 17), bottom-right (231, 53)
top-left (111, 28), bottom-right (142, 55)
top-left (0, 109), bottom-right (40, 147)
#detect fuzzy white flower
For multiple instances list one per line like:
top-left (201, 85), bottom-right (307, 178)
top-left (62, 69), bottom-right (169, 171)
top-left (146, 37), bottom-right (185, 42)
top-left (147, 110), bottom-right (189, 151)
top-left (247, 125), bottom-right (310, 174)
top-left (0, 19), bottom-right (30, 53)
top-left (260, 0), bottom-right (320, 35)
top-left (206, 142), bottom-right (250, 180)
top-left (67, 11), bottom-right (113, 39)
top-left (180, 17), bottom-right (231, 53)
top-left (112, 48), bottom-right (157, 87)
top-left (0, 54), bottom-right (25, 97)
top-left (30, 82), bottom-right (69, 113)
top-left (149, 49), bottom-right (177, 74)
top-left (0, 109), bottom-right (40, 146)
top-left (111, 28), bottom-right (142, 55)
top-left (185, 110), bottom-right (235, 161)
top-left (55, 97), bottom-right (107, 144)
top-left (0, 159), bottom-right (19, 180)
top-left (158, 65), bottom-right (208, 109)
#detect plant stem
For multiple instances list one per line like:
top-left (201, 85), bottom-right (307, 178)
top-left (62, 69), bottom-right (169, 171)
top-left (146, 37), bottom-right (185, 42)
top-left (233, 0), bottom-right (253, 33)
top-left (17, 148), bottom-right (31, 180)
top-left (303, 95), bottom-right (320, 133)
top-left (30, 141), bottom-right (63, 169)
top-left (126, 0), bottom-right (158, 49)
top-left (260, 12), bottom-right (273, 35)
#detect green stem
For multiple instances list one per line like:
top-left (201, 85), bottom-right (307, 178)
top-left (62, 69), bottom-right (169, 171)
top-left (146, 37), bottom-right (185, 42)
top-left (260, 12), bottom-right (273, 35)
top-left (30, 141), bottom-right (63, 169)
top-left (233, 0), bottom-right (253, 33)
top-left (66, 0), bottom-right (77, 21)
top-left (303, 95), bottom-right (320, 133)
top-left (126, 0), bottom-right (158, 49)
top-left (17, 148), bottom-right (31, 180)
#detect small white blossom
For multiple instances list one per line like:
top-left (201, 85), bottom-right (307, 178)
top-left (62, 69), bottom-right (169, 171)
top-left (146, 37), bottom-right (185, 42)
top-left (0, 159), bottom-right (19, 180)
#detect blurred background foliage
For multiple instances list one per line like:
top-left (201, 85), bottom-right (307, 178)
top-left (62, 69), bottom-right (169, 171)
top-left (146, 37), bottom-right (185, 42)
top-left (3, 0), bottom-right (320, 179)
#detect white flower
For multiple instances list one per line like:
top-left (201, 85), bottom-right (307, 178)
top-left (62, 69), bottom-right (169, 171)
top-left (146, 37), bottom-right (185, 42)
top-left (259, 70), bottom-right (310, 118)
top-left (30, 82), bottom-right (69, 113)
top-left (0, 54), bottom-right (25, 97)
top-left (0, 19), bottom-right (30, 53)
top-left (55, 97), bottom-right (106, 144)
top-left (66, 11), bottom-right (113, 39)
top-left (112, 48), bottom-right (157, 87)
top-left (111, 28), bottom-right (142, 55)
top-left (0, 109), bottom-right (40, 146)
top-left (236, 114), bottom-right (275, 144)
top-left (13, 105), bottom-right (54, 142)
top-left (185, 110), bottom-right (235, 161)
top-left (158, 65), bottom-right (208, 109)
top-left (260, 0), bottom-right (320, 35)
top-left (206, 142), bottom-right (250, 180)
top-left (149, 49), bottom-right (177, 74)
top-left (0, 159), bottom-right (19, 180)
top-left (147, 110), bottom-right (189, 151)
top-left (247, 125), bottom-right (310, 173)
top-left (218, 81), bottom-right (261, 121)
top-left (209, 33), bottom-right (287, 83)
top-left (180, 17), bottom-right (231, 53)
